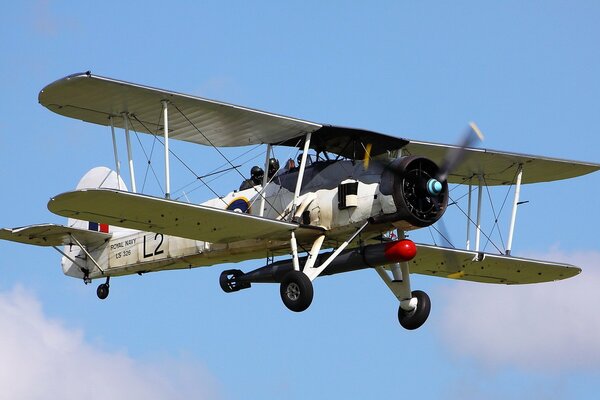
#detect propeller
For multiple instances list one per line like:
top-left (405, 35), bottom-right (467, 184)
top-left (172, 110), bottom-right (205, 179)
top-left (378, 122), bottom-right (485, 229)
top-left (429, 123), bottom-right (485, 274)
top-left (425, 122), bottom-right (485, 198)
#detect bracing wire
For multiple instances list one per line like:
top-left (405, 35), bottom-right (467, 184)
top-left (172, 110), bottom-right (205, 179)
top-left (130, 113), bottom-right (228, 206)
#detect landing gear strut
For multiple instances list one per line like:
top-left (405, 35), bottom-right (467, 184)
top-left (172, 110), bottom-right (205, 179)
top-left (97, 277), bottom-right (110, 300)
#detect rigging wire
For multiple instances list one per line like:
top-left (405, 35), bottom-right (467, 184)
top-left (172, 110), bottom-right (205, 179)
top-left (481, 169), bottom-right (520, 253)
top-left (170, 102), bottom-right (288, 214)
top-left (130, 113), bottom-right (228, 206)
top-left (447, 190), bottom-right (505, 254)
top-left (128, 114), bottom-right (164, 194)
top-left (174, 143), bottom-right (267, 200)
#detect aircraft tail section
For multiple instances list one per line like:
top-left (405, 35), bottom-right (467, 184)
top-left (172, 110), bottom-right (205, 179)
top-left (61, 167), bottom-right (131, 278)
top-left (67, 167), bottom-right (129, 233)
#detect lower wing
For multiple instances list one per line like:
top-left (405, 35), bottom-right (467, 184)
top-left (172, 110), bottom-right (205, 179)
top-left (48, 189), bottom-right (322, 244)
top-left (407, 244), bottom-right (580, 284)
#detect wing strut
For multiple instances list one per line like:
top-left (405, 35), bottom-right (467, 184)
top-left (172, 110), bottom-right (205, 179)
top-left (259, 144), bottom-right (271, 217)
top-left (123, 113), bottom-right (137, 193)
top-left (465, 183), bottom-right (472, 250)
top-left (474, 175), bottom-right (484, 252)
top-left (292, 131), bottom-right (312, 217)
top-left (162, 100), bottom-right (171, 199)
top-left (109, 116), bottom-right (122, 190)
top-left (506, 164), bottom-right (523, 255)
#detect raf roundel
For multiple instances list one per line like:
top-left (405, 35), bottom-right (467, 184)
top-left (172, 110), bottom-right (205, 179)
top-left (226, 198), bottom-right (250, 214)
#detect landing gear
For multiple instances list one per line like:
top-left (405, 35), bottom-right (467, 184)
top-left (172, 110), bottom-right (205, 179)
top-left (397, 290), bottom-right (431, 330)
top-left (219, 269), bottom-right (251, 293)
top-left (96, 277), bottom-right (110, 300)
top-left (280, 270), bottom-right (313, 312)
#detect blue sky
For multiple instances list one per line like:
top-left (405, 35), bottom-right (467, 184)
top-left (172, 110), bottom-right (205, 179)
top-left (1, 1), bottom-right (600, 399)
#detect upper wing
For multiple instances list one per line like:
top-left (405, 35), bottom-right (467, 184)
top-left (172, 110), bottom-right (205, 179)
top-left (40, 72), bottom-right (598, 185)
top-left (39, 72), bottom-right (322, 147)
top-left (407, 244), bottom-right (580, 284)
top-left (0, 224), bottom-right (110, 247)
top-left (47, 189), bottom-right (322, 243)
top-left (403, 140), bottom-right (600, 185)
top-left (39, 73), bottom-right (408, 159)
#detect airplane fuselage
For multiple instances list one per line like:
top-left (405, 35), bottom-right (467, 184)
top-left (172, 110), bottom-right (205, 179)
top-left (63, 159), bottom-right (403, 279)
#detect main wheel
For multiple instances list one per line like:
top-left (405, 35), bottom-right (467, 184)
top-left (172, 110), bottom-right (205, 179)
top-left (97, 283), bottom-right (110, 300)
top-left (280, 271), bottom-right (313, 312)
top-left (398, 290), bottom-right (431, 330)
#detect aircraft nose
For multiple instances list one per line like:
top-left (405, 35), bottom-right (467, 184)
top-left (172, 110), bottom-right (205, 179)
top-left (427, 178), bottom-right (443, 196)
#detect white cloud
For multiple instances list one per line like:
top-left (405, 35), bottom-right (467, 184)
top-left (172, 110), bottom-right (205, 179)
top-left (0, 286), bottom-right (220, 400)
top-left (436, 248), bottom-right (600, 372)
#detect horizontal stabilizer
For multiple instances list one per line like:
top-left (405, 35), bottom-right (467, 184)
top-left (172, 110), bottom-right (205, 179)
top-left (408, 244), bottom-right (580, 284)
top-left (48, 189), bottom-right (321, 243)
top-left (0, 224), bottom-right (111, 247)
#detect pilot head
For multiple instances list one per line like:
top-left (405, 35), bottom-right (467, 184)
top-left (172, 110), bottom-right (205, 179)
top-left (268, 158), bottom-right (280, 177)
top-left (250, 165), bottom-right (264, 184)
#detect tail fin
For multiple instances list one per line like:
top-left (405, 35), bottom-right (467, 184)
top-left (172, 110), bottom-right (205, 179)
top-left (67, 166), bottom-right (129, 233)
top-left (63, 167), bottom-right (131, 278)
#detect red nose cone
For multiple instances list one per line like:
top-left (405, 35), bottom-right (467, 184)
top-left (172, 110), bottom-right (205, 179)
top-left (384, 239), bottom-right (417, 262)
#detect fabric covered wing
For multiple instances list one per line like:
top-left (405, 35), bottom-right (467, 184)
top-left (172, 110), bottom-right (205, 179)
top-left (47, 189), bottom-right (317, 243)
top-left (0, 224), bottom-right (110, 247)
top-left (405, 244), bottom-right (580, 284)
top-left (404, 140), bottom-right (600, 185)
top-left (39, 72), bottom-right (322, 147)
top-left (39, 73), bottom-right (598, 185)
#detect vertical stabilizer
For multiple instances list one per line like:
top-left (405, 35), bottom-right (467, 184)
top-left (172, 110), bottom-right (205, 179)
top-left (62, 167), bottom-right (130, 278)
top-left (67, 166), bottom-right (128, 233)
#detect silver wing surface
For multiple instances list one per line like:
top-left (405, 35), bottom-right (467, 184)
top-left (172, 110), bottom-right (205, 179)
top-left (0, 224), bottom-right (110, 247)
top-left (47, 189), bottom-right (321, 243)
top-left (39, 72), bottom-right (322, 147)
top-left (403, 140), bottom-right (600, 185)
top-left (406, 244), bottom-right (580, 284)
top-left (40, 72), bottom-right (599, 185)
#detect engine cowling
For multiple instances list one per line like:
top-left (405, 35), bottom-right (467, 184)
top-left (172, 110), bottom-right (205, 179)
top-left (378, 156), bottom-right (449, 228)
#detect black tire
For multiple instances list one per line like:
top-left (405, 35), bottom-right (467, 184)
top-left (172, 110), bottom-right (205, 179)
top-left (280, 270), bottom-right (314, 312)
top-left (97, 283), bottom-right (109, 300)
top-left (398, 290), bottom-right (431, 330)
top-left (219, 269), bottom-right (250, 293)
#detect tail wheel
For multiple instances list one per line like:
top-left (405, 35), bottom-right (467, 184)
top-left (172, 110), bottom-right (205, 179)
top-left (280, 271), bottom-right (313, 312)
top-left (398, 290), bottom-right (431, 330)
top-left (97, 283), bottom-right (109, 300)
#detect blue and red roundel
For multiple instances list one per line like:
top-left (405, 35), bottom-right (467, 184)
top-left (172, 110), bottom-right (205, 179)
top-left (226, 198), bottom-right (250, 213)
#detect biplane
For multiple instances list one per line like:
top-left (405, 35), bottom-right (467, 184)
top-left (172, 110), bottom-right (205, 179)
top-left (2, 72), bottom-right (598, 330)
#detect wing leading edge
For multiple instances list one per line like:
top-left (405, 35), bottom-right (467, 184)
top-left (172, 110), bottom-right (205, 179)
top-left (47, 189), bottom-right (322, 244)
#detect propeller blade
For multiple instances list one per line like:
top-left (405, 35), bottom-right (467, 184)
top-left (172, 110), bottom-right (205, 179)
top-left (363, 143), bottom-right (372, 170)
top-left (436, 122), bottom-right (484, 182)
